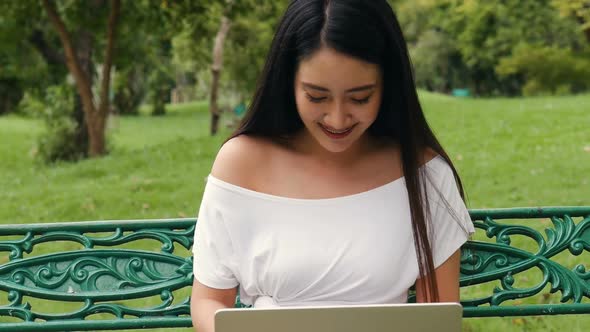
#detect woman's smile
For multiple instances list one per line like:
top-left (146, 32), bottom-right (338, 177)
top-left (319, 123), bottom-right (358, 139)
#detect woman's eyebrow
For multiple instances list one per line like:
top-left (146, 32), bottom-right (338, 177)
top-left (301, 82), bottom-right (376, 93)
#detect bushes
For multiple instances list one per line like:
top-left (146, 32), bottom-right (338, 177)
top-left (496, 45), bottom-right (590, 96)
top-left (34, 85), bottom-right (87, 163)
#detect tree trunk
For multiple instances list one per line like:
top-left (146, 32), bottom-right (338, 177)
top-left (41, 0), bottom-right (121, 158)
top-left (87, 111), bottom-right (107, 155)
top-left (73, 30), bottom-right (94, 158)
top-left (209, 16), bottom-right (231, 136)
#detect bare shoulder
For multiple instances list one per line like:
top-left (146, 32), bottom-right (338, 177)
top-left (423, 147), bottom-right (440, 165)
top-left (210, 134), bottom-right (270, 188)
top-left (367, 140), bottom-right (441, 171)
top-left (422, 147), bottom-right (456, 180)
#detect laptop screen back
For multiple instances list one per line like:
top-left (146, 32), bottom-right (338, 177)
top-left (215, 303), bottom-right (462, 332)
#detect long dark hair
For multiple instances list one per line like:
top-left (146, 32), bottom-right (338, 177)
top-left (226, 0), bottom-right (467, 302)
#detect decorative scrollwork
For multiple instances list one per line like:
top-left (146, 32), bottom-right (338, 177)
top-left (460, 209), bottom-right (590, 315)
top-left (0, 222), bottom-right (195, 260)
top-left (0, 219), bottom-right (198, 329)
top-left (0, 250), bottom-right (193, 301)
top-left (0, 232), bottom-right (34, 260)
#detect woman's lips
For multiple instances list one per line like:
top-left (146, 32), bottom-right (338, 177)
top-left (319, 123), bottom-right (357, 139)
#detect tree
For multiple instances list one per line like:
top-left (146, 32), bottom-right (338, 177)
top-left (111, 0), bottom-right (203, 117)
top-left (2, 0), bottom-right (217, 160)
top-left (169, 0), bottom-right (286, 134)
top-left (41, 0), bottom-right (121, 157)
top-left (209, 11), bottom-right (232, 135)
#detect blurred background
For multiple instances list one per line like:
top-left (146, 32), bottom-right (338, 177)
top-left (0, 1), bottom-right (589, 330)
top-left (1, 0), bottom-right (588, 161)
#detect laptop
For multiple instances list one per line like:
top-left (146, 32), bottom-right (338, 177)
top-left (215, 302), bottom-right (462, 332)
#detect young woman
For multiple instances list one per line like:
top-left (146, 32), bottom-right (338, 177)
top-left (190, 1), bottom-right (474, 331)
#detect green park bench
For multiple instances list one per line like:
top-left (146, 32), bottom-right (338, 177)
top-left (0, 206), bottom-right (588, 331)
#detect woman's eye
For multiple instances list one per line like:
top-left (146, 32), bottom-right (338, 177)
top-left (351, 96), bottom-right (371, 105)
top-left (305, 93), bottom-right (327, 103)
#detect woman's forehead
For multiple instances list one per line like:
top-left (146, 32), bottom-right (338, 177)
top-left (296, 48), bottom-right (381, 90)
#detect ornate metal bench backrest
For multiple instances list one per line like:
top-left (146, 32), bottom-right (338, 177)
top-left (460, 207), bottom-right (590, 317)
top-left (0, 207), bottom-right (588, 331)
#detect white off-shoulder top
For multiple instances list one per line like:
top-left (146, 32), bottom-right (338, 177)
top-left (192, 155), bottom-right (475, 308)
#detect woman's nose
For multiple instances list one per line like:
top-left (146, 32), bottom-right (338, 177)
top-left (323, 103), bottom-right (352, 129)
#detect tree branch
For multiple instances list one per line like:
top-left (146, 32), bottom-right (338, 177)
top-left (98, 0), bottom-right (121, 115)
top-left (41, 0), bottom-right (95, 113)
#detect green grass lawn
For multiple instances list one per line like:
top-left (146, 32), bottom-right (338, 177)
top-left (0, 93), bottom-right (589, 331)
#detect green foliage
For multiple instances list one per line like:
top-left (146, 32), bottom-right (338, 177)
top-left (410, 30), bottom-right (458, 92)
top-left (170, 1), bottom-right (287, 101)
top-left (229, 1), bottom-right (287, 96)
top-left (146, 39), bottom-right (176, 116)
top-left (497, 45), bottom-right (590, 96)
top-left (0, 2), bottom-right (60, 111)
top-left (34, 85), bottom-right (85, 163)
top-left (112, 1), bottom-right (181, 116)
top-left (148, 68), bottom-right (175, 116)
top-left (16, 92), bottom-right (45, 117)
top-left (398, 0), bottom-right (588, 96)
top-left (113, 67), bottom-right (146, 116)
top-left (224, 5), bottom-right (282, 96)
top-left (552, 0), bottom-right (590, 31)
top-left (395, 0), bottom-right (441, 44)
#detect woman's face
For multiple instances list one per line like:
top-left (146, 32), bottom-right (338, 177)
top-left (294, 47), bottom-right (383, 155)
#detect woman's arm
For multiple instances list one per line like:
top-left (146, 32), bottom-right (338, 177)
top-left (190, 278), bottom-right (238, 332)
top-left (415, 249), bottom-right (461, 303)
top-left (191, 135), bottom-right (257, 331)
